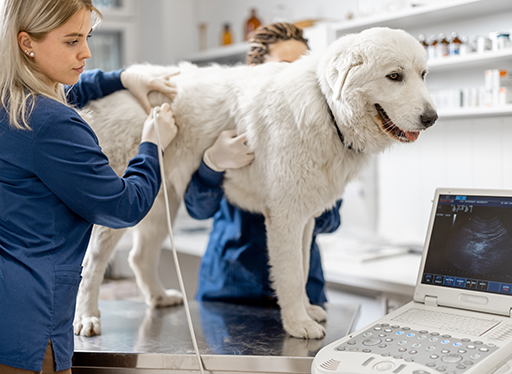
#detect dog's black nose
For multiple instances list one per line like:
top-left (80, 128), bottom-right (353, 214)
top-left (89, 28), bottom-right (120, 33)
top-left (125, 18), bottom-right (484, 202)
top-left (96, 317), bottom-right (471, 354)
top-left (421, 109), bottom-right (438, 128)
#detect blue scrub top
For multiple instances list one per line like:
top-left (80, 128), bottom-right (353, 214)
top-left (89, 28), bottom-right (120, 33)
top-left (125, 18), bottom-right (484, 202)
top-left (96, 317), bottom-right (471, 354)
top-left (0, 70), bottom-right (161, 371)
top-left (184, 161), bottom-right (342, 306)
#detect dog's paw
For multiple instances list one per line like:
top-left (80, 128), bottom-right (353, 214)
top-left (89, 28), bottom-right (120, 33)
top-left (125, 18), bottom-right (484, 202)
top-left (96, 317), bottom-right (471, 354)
top-left (283, 318), bottom-right (326, 339)
top-left (307, 304), bottom-right (328, 322)
top-left (149, 289), bottom-right (183, 308)
top-left (74, 315), bottom-right (101, 337)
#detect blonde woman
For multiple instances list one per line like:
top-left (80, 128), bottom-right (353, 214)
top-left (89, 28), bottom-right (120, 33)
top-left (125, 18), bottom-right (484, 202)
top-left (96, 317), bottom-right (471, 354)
top-left (0, 1), bottom-right (179, 373)
top-left (184, 22), bottom-right (342, 307)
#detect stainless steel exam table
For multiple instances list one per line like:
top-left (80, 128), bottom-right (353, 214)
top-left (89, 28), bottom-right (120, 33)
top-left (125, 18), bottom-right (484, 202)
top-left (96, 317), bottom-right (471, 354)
top-left (73, 300), bottom-right (360, 373)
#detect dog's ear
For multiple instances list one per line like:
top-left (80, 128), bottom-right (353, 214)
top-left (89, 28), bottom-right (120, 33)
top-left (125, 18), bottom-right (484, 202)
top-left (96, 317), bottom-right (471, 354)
top-left (330, 60), bottom-right (363, 101)
top-left (321, 35), bottom-right (364, 102)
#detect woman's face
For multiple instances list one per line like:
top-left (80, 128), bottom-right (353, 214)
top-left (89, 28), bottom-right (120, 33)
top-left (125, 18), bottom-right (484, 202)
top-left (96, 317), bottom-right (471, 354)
top-left (264, 39), bottom-right (308, 63)
top-left (28, 8), bottom-right (92, 86)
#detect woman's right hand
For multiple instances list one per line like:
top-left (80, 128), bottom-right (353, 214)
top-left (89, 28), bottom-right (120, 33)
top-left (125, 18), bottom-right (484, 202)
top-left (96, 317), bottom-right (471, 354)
top-left (141, 103), bottom-right (178, 148)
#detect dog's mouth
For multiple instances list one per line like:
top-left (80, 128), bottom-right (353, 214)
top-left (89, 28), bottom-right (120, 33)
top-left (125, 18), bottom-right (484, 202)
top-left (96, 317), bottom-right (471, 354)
top-left (375, 103), bottom-right (420, 142)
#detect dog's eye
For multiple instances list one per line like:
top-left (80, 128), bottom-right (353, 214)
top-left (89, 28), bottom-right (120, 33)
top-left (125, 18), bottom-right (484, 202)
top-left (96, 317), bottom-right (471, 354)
top-left (421, 70), bottom-right (427, 80)
top-left (387, 72), bottom-right (402, 82)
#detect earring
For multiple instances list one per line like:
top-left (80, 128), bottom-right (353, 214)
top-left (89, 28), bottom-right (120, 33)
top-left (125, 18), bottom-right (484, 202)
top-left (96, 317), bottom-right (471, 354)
top-left (29, 52), bottom-right (34, 57)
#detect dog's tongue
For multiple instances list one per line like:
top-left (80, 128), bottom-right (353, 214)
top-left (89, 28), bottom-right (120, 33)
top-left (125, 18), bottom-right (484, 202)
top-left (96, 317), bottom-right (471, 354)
top-left (405, 131), bottom-right (420, 141)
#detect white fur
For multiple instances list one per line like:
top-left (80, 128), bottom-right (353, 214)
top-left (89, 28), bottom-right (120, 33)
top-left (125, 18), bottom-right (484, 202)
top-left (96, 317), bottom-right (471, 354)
top-left (73, 28), bottom-right (436, 339)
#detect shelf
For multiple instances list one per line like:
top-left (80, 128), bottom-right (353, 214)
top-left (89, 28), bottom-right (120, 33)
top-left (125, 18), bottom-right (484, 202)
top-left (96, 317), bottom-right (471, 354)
top-left (331, 0), bottom-right (512, 37)
top-left (184, 42), bottom-right (248, 64)
top-left (427, 49), bottom-right (512, 71)
top-left (438, 105), bottom-right (512, 119)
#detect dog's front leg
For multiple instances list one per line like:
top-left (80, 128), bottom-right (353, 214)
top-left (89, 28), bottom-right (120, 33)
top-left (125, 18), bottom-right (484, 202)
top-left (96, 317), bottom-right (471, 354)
top-left (74, 225), bottom-right (126, 337)
top-left (265, 211), bottom-right (326, 339)
top-left (302, 218), bottom-right (328, 323)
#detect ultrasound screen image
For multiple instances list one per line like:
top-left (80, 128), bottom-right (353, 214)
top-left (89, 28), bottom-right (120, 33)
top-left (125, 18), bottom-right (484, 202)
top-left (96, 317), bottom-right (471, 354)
top-left (422, 194), bottom-right (512, 295)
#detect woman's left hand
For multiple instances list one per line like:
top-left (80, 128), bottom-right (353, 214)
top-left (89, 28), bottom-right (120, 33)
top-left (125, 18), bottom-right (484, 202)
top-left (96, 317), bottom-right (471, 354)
top-left (121, 70), bottom-right (178, 113)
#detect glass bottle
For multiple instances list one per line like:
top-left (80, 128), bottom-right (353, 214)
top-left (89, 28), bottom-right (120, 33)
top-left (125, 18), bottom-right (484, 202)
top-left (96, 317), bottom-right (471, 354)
top-left (244, 8), bottom-right (261, 41)
top-left (449, 32), bottom-right (461, 56)
top-left (221, 23), bottom-right (232, 46)
top-left (427, 34), bottom-right (437, 59)
top-left (436, 33), bottom-right (449, 58)
top-left (418, 34), bottom-right (428, 50)
top-left (459, 36), bottom-right (471, 55)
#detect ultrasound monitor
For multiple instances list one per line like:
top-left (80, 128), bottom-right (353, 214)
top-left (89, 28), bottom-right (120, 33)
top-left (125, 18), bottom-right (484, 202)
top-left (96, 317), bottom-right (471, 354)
top-left (421, 193), bottom-right (512, 296)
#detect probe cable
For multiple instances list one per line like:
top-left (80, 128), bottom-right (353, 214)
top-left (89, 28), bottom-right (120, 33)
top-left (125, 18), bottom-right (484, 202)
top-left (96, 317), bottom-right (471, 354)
top-left (152, 106), bottom-right (206, 374)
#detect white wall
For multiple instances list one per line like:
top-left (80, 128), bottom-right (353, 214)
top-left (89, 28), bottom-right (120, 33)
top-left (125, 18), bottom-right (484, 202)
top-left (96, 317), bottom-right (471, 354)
top-left (192, 0), bottom-right (358, 51)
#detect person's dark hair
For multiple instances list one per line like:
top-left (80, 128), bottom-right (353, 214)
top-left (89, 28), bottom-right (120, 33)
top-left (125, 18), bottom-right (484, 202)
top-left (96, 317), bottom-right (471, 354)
top-left (245, 22), bottom-right (309, 65)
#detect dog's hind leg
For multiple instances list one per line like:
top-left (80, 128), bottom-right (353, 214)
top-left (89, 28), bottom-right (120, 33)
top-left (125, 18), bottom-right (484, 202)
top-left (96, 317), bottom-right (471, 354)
top-left (302, 217), bottom-right (328, 323)
top-left (128, 186), bottom-right (183, 308)
top-left (265, 210), bottom-right (326, 339)
top-left (74, 225), bottom-right (126, 337)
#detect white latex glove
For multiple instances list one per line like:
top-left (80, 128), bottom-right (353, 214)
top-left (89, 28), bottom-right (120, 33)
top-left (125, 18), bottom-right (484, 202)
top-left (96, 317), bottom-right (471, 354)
top-left (141, 103), bottom-right (178, 148)
top-left (121, 70), bottom-right (178, 114)
top-left (203, 129), bottom-right (255, 172)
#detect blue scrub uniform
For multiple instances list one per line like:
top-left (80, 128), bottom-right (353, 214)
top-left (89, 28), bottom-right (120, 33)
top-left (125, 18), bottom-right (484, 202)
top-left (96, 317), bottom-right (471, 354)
top-left (184, 161), bottom-right (342, 306)
top-left (0, 70), bottom-right (162, 371)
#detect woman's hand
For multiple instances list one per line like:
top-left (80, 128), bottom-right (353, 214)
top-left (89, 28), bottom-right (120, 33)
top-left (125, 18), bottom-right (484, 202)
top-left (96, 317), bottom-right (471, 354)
top-left (121, 70), bottom-right (178, 113)
top-left (141, 103), bottom-right (178, 148)
top-left (203, 129), bottom-right (255, 172)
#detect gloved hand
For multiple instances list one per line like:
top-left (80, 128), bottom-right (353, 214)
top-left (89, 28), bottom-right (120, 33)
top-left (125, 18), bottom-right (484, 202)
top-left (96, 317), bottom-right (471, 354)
top-left (121, 70), bottom-right (178, 114)
top-left (203, 129), bottom-right (255, 172)
top-left (141, 103), bottom-right (178, 148)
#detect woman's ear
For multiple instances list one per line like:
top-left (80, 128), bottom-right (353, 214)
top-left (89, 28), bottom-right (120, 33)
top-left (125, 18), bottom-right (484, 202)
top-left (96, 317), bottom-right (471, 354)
top-left (18, 31), bottom-right (33, 54)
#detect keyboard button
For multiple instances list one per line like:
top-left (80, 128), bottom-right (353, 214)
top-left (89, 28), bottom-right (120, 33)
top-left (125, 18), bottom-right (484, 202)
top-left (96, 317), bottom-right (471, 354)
top-left (441, 354), bottom-right (463, 363)
top-left (362, 338), bottom-right (382, 346)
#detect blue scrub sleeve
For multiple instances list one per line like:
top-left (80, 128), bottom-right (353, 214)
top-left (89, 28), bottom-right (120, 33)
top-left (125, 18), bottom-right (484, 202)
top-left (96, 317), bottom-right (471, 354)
top-left (184, 160), bottom-right (225, 220)
top-left (65, 69), bottom-right (125, 109)
top-left (31, 109), bottom-right (161, 229)
top-left (313, 199), bottom-right (342, 235)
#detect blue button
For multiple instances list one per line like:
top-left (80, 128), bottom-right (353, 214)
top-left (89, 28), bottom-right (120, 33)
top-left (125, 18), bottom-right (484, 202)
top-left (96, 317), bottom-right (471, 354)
top-left (407, 333), bottom-right (415, 337)
top-left (397, 331), bottom-right (404, 335)
top-left (442, 340), bottom-right (450, 344)
top-left (454, 342), bottom-right (462, 347)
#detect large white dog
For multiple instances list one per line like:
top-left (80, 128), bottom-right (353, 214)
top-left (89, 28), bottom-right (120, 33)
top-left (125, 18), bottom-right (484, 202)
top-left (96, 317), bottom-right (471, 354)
top-left (74, 27), bottom-right (437, 339)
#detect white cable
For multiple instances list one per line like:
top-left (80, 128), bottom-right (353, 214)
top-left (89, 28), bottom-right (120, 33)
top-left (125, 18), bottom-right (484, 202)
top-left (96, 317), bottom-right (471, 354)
top-left (152, 106), bottom-right (206, 374)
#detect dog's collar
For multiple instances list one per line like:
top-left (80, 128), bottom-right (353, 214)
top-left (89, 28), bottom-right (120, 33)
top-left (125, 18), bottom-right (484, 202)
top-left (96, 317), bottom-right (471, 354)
top-left (326, 105), bottom-right (363, 153)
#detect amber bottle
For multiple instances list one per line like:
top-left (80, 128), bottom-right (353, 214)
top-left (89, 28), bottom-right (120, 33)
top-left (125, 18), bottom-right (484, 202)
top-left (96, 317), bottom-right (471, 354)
top-left (244, 8), bottom-right (261, 40)
top-left (222, 23), bottom-right (232, 46)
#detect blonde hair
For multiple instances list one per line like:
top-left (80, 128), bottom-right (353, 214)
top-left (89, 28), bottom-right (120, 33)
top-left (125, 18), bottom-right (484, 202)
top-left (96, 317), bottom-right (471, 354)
top-left (246, 22), bottom-right (309, 65)
top-left (0, 0), bottom-right (102, 130)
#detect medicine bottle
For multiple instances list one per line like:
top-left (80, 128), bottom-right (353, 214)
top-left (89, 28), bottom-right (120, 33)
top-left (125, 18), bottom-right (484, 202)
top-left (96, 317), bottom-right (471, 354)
top-left (222, 23), bottom-right (232, 46)
top-left (244, 8), bottom-right (261, 40)
top-left (459, 36), bottom-right (471, 55)
top-left (427, 34), bottom-right (437, 59)
top-left (436, 33), bottom-right (449, 58)
top-left (449, 32), bottom-right (461, 56)
top-left (418, 34), bottom-right (428, 50)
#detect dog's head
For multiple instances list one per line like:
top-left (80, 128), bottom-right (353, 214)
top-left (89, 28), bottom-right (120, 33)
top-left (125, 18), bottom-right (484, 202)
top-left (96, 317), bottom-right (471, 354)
top-left (318, 27), bottom-right (437, 153)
